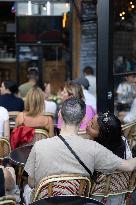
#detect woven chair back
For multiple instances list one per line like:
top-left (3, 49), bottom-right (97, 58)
top-left (0, 195), bottom-right (16, 205)
top-left (32, 174), bottom-right (92, 202)
top-left (0, 138), bottom-right (11, 160)
top-left (91, 170), bottom-right (136, 198)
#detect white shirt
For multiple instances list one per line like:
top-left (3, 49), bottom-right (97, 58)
top-left (0, 106), bottom-right (9, 137)
top-left (83, 89), bottom-right (96, 111)
top-left (85, 75), bottom-right (96, 96)
top-left (116, 82), bottom-right (135, 104)
top-left (122, 136), bottom-right (132, 159)
top-left (123, 98), bottom-right (136, 123)
top-left (45, 100), bottom-right (57, 115)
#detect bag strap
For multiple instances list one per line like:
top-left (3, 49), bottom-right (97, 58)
top-left (58, 134), bottom-right (94, 179)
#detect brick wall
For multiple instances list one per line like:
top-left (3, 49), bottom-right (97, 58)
top-left (80, 1), bottom-right (97, 75)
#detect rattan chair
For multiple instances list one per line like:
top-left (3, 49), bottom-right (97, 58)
top-left (31, 128), bottom-right (49, 144)
top-left (0, 138), bottom-right (11, 161)
top-left (32, 174), bottom-right (92, 203)
top-left (122, 121), bottom-right (136, 149)
top-left (91, 170), bottom-right (136, 203)
top-left (0, 195), bottom-right (16, 205)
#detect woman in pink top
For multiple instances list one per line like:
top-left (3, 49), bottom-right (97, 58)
top-left (57, 82), bottom-right (96, 131)
top-left (16, 86), bottom-right (54, 137)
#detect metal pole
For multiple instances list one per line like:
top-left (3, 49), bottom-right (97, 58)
top-left (97, 0), bottom-right (114, 113)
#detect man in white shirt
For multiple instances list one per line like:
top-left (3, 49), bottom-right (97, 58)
top-left (118, 75), bottom-right (136, 123)
top-left (83, 66), bottom-right (96, 96)
top-left (118, 97), bottom-right (136, 123)
top-left (73, 77), bottom-right (96, 111)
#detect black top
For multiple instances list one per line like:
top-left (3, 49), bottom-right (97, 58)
top-left (0, 94), bottom-right (24, 111)
top-left (0, 168), bottom-right (5, 197)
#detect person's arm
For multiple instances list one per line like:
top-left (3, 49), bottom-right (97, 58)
top-left (118, 158), bottom-right (136, 172)
top-left (2, 167), bottom-right (15, 191)
top-left (47, 116), bottom-right (54, 137)
top-left (28, 176), bottom-right (35, 188)
top-left (94, 141), bottom-right (136, 173)
top-left (15, 112), bottom-right (23, 127)
top-left (24, 145), bottom-right (36, 188)
top-left (3, 120), bottom-right (10, 139)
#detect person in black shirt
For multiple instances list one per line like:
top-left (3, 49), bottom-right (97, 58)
top-left (0, 81), bottom-right (24, 112)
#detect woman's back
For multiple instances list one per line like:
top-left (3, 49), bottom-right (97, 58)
top-left (16, 112), bottom-right (54, 137)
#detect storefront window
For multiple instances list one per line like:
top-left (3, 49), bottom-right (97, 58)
top-left (113, 1), bottom-right (136, 122)
top-left (16, 2), bottom-right (70, 16)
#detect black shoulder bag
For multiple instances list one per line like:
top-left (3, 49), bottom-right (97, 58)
top-left (58, 135), bottom-right (96, 182)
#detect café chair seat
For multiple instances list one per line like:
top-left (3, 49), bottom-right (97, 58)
top-left (32, 174), bottom-right (92, 203)
top-left (0, 195), bottom-right (16, 205)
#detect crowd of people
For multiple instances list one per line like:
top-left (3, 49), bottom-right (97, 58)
top-left (0, 65), bottom-right (136, 205)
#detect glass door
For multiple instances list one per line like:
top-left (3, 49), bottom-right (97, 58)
top-left (16, 1), bottom-right (71, 86)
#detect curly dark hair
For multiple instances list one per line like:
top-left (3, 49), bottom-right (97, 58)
top-left (96, 112), bottom-right (126, 159)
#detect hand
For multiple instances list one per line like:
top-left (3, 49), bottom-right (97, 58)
top-left (118, 111), bottom-right (126, 122)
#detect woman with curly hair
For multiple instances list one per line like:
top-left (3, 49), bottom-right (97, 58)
top-left (87, 112), bottom-right (132, 205)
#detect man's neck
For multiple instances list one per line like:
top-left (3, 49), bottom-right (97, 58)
top-left (60, 124), bottom-right (79, 137)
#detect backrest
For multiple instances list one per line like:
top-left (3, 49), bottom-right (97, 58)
top-left (30, 128), bottom-right (49, 145)
top-left (0, 138), bottom-right (11, 160)
top-left (0, 195), bottom-right (16, 205)
top-left (122, 121), bottom-right (136, 148)
top-left (32, 174), bottom-right (92, 202)
top-left (91, 170), bottom-right (136, 198)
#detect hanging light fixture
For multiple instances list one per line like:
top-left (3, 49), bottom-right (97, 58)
top-left (43, 4), bottom-right (47, 11)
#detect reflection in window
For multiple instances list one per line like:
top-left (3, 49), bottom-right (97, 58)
top-left (19, 46), bottom-right (39, 61)
top-left (17, 2), bottom-right (70, 16)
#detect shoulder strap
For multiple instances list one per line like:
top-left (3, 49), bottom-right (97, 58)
top-left (58, 134), bottom-right (94, 179)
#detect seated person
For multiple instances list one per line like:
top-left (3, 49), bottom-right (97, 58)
top-left (0, 106), bottom-right (10, 138)
top-left (118, 97), bottom-right (136, 123)
top-left (83, 66), bottom-right (96, 97)
top-left (15, 86), bottom-right (54, 137)
top-left (73, 77), bottom-right (96, 111)
top-left (57, 82), bottom-right (96, 132)
top-left (86, 112), bottom-right (132, 205)
top-left (0, 165), bottom-right (20, 203)
top-left (19, 67), bottom-right (39, 99)
top-left (24, 97), bottom-right (136, 204)
top-left (116, 74), bottom-right (136, 112)
top-left (0, 81), bottom-right (24, 112)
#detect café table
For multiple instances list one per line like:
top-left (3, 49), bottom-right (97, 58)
top-left (9, 144), bottom-right (33, 166)
top-left (30, 196), bottom-right (104, 205)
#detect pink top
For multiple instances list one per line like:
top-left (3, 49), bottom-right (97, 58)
top-left (57, 105), bottom-right (96, 131)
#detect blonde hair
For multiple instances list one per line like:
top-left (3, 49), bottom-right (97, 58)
top-left (25, 86), bottom-right (45, 117)
top-left (64, 82), bottom-right (84, 100)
